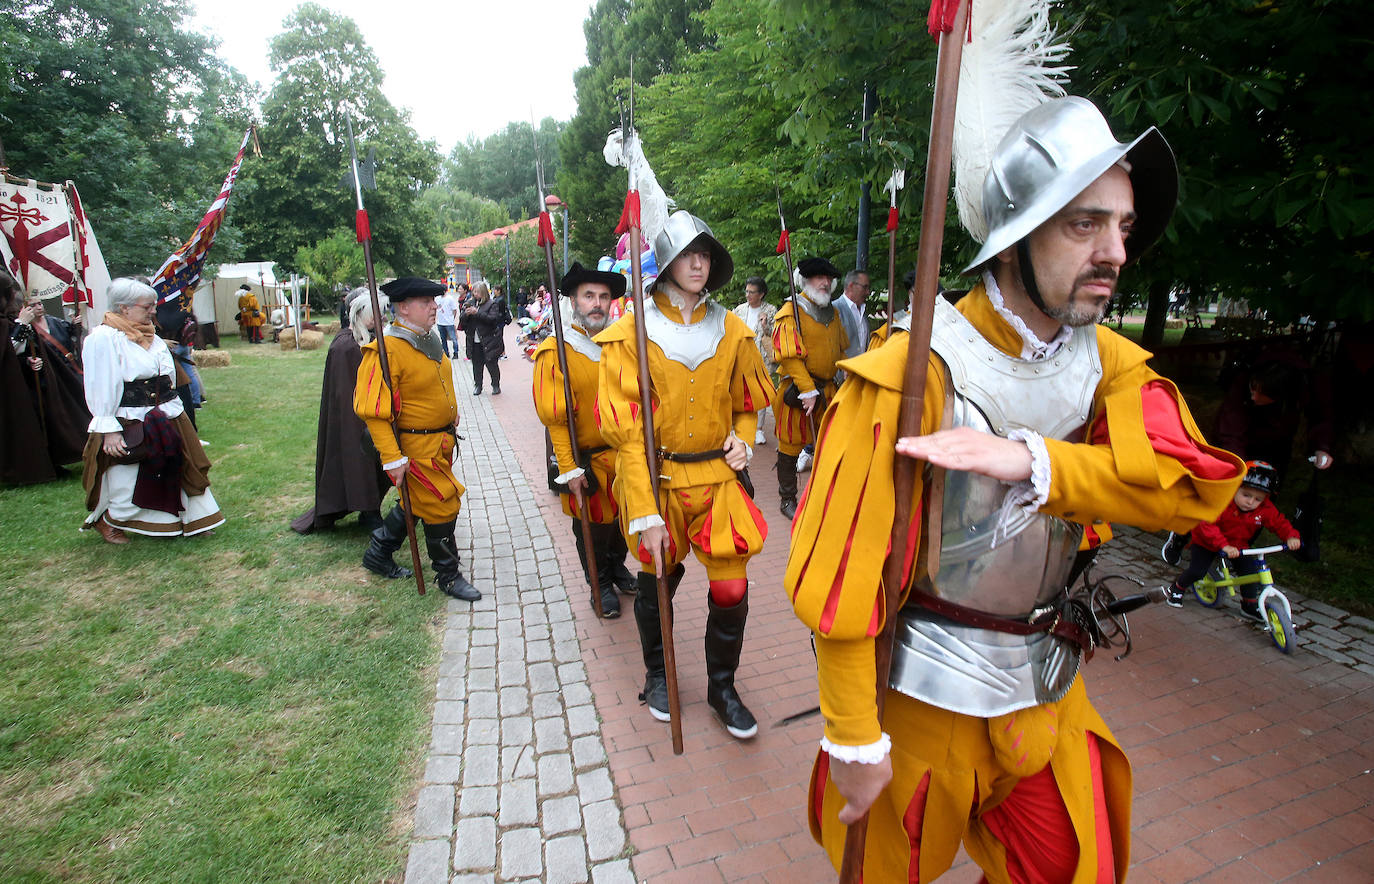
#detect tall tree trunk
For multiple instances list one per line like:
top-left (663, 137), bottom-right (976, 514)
top-left (1141, 278), bottom-right (1171, 350)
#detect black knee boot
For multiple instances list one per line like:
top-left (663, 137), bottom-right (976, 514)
top-left (705, 595), bottom-right (758, 739)
top-left (573, 519), bottom-right (620, 618)
top-left (633, 564), bottom-right (684, 721)
top-left (602, 524), bottom-right (637, 594)
top-left (424, 520), bottom-right (480, 601)
top-left (488, 359), bottom-right (501, 394)
top-left (362, 505), bottom-right (413, 579)
top-left (777, 450), bottom-right (799, 520)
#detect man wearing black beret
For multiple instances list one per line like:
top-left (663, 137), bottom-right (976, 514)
top-left (353, 277), bottom-right (481, 601)
top-left (771, 256), bottom-right (849, 520)
top-left (532, 263), bottom-right (637, 618)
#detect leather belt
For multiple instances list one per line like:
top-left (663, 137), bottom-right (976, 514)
top-left (904, 587), bottom-right (1096, 658)
top-left (657, 447), bottom-right (725, 463)
top-left (399, 425), bottom-right (456, 435)
top-left (120, 376), bottom-right (176, 407)
top-left (581, 444), bottom-right (612, 457)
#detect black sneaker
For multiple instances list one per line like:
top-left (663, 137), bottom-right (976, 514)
top-left (1161, 532), bottom-right (1186, 566)
top-left (1239, 603), bottom-right (1265, 623)
top-left (1165, 585), bottom-right (1185, 608)
top-left (640, 674), bottom-right (670, 722)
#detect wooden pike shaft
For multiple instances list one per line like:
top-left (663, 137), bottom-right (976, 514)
top-left (838, 1), bottom-right (968, 878)
top-left (539, 223), bottom-right (605, 619)
top-left (627, 215), bottom-right (684, 755)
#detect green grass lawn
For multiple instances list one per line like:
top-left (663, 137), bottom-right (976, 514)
top-left (0, 338), bottom-right (442, 883)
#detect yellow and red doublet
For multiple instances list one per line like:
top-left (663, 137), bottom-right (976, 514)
top-left (532, 326), bottom-right (617, 523)
top-left (596, 292), bottom-right (774, 578)
top-left (354, 331), bottom-right (463, 524)
top-left (787, 283), bottom-right (1243, 882)
top-left (771, 299), bottom-right (849, 456)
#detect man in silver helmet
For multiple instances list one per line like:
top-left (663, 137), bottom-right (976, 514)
top-left (595, 210), bottom-right (775, 740)
top-left (787, 97), bottom-right (1244, 881)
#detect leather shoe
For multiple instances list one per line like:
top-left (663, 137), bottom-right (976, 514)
top-left (780, 497), bottom-right (798, 520)
top-left (95, 517), bottom-right (130, 545)
top-left (364, 558), bottom-right (413, 579)
top-left (594, 585), bottom-right (621, 618)
top-left (473, 385), bottom-right (482, 395)
top-left (440, 573), bottom-right (481, 602)
top-left (491, 383), bottom-right (501, 395)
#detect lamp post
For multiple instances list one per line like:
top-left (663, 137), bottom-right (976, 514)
top-left (493, 228), bottom-right (512, 313)
top-left (545, 193), bottom-right (569, 275)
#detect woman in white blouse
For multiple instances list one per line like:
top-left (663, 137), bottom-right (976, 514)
top-left (81, 278), bottom-right (224, 543)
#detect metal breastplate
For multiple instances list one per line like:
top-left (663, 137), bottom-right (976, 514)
top-left (642, 296), bottom-right (726, 370)
top-left (888, 297), bottom-right (1102, 716)
top-left (796, 295), bottom-right (836, 325)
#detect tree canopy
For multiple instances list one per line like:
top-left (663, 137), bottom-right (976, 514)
top-left (0, 0), bottom-right (257, 273)
top-left (232, 3), bottom-right (441, 280)
top-left (443, 119), bottom-right (565, 222)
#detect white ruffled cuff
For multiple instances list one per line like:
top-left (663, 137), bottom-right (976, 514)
top-left (382, 455), bottom-right (409, 471)
top-left (822, 733), bottom-right (892, 764)
top-left (627, 514), bottom-right (665, 535)
top-left (798, 389), bottom-right (820, 400)
top-left (89, 415), bottom-right (123, 434)
top-left (1007, 428), bottom-right (1051, 508)
top-left (990, 430), bottom-right (1050, 545)
top-left (555, 466), bottom-right (585, 484)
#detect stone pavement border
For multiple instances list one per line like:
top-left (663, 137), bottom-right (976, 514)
top-left (402, 348), bottom-right (635, 884)
top-left (404, 326), bottom-right (1372, 883)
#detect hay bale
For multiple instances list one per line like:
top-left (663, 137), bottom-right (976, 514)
top-left (278, 326), bottom-right (297, 348)
top-left (321, 320), bottom-right (340, 335)
top-left (194, 349), bottom-right (231, 368)
top-left (297, 329), bottom-right (325, 350)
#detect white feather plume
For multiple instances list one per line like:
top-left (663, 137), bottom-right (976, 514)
top-left (603, 128), bottom-right (675, 249)
top-left (953, 0), bottom-right (1073, 243)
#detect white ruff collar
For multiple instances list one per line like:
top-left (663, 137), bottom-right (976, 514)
top-left (982, 272), bottom-right (1072, 361)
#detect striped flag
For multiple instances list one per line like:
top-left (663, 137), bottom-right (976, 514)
top-left (151, 127), bottom-right (253, 305)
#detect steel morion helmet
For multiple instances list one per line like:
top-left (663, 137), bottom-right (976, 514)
top-left (1240, 461), bottom-right (1279, 496)
top-left (652, 210), bottom-right (734, 293)
top-left (963, 96), bottom-right (1178, 273)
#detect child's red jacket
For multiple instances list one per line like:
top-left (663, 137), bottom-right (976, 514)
top-left (1190, 498), bottom-right (1300, 552)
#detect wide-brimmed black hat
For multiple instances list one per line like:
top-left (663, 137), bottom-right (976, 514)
top-left (381, 277), bottom-right (445, 302)
top-left (797, 257), bottom-right (841, 280)
top-left (560, 262), bottom-right (627, 299)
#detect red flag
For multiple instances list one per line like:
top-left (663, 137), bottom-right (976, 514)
top-left (775, 228), bottom-right (790, 255)
top-left (614, 191), bottom-right (641, 236)
top-left (356, 209), bottom-right (371, 243)
top-left (886, 207), bottom-right (900, 233)
top-left (538, 211), bottom-right (557, 247)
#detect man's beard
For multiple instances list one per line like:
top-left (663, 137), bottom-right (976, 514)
top-left (801, 281), bottom-right (833, 307)
top-left (1043, 269), bottom-right (1116, 327)
top-left (573, 308), bottom-right (609, 333)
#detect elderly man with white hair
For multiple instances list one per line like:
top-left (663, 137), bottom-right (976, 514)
top-left (80, 277), bottom-right (225, 543)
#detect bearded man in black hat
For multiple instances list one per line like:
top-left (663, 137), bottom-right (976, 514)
top-left (771, 256), bottom-right (850, 520)
top-left (532, 263), bottom-right (637, 618)
top-left (353, 277), bottom-right (480, 601)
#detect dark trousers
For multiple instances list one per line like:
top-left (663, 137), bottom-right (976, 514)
top-left (473, 355), bottom-right (500, 390)
top-left (1175, 544), bottom-right (1261, 595)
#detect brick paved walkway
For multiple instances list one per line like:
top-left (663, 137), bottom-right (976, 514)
top-left (404, 325), bottom-right (1373, 883)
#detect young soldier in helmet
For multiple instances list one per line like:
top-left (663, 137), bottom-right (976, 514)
top-left (532, 263), bottom-right (637, 619)
top-left (772, 257), bottom-right (849, 520)
top-left (788, 97), bottom-right (1244, 881)
top-left (596, 210), bottom-right (775, 739)
top-left (355, 277), bottom-right (481, 602)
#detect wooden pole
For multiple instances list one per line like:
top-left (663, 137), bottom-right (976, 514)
top-left (838, 1), bottom-right (968, 878)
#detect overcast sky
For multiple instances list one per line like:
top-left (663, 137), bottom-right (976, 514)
top-left (190, 0), bottom-right (593, 155)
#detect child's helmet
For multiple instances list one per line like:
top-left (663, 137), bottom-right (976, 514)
top-left (1241, 460), bottom-right (1279, 495)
